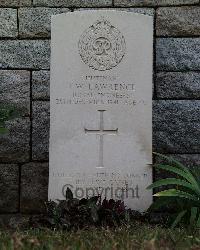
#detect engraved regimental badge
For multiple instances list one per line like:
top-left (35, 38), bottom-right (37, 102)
top-left (78, 17), bottom-right (126, 71)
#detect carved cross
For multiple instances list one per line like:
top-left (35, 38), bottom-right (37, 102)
top-left (85, 110), bottom-right (118, 168)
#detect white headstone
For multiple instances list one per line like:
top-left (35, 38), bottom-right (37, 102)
top-left (49, 10), bottom-right (153, 212)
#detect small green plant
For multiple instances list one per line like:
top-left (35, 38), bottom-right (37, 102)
top-left (30, 188), bottom-right (143, 230)
top-left (147, 153), bottom-right (200, 228)
top-left (0, 104), bottom-right (18, 134)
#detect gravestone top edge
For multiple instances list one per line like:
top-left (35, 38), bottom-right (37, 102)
top-left (51, 9), bottom-right (154, 21)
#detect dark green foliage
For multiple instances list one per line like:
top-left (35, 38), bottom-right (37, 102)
top-left (147, 153), bottom-right (200, 229)
top-left (0, 104), bottom-right (19, 134)
top-left (30, 188), bottom-right (143, 230)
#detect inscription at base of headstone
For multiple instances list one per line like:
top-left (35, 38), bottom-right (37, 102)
top-left (49, 10), bottom-right (153, 211)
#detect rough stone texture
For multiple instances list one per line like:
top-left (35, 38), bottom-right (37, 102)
top-left (153, 100), bottom-right (200, 154)
top-left (156, 72), bottom-right (200, 99)
top-left (156, 7), bottom-right (200, 37)
top-left (0, 118), bottom-right (30, 162)
top-left (0, 0), bottom-right (31, 7)
top-left (0, 40), bottom-right (50, 69)
top-left (0, 9), bottom-right (18, 38)
top-left (32, 101), bottom-right (50, 161)
top-left (114, 0), bottom-right (198, 7)
top-left (21, 162), bottom-right (48, 213)
top-left (0, 214), bottom-right (30, 229)
top-left (124, 7), bottom-right (155, 16)
top-left (76, 8), bottom-right (155, 16)
top-left (32, 71), bottom-right (50, 100)
top-left (0, 70), bottom-right (30, 114)
top-left (155, 154), bottom-right (200, 168)
top-left (0, 70), bottom-right (30, 163)
top-left (0, 164), bottom-right (19, 213)
top-left (19, 8), bottom-right (70, 38)
top-left (33, 0), bottom-right (112, 7)
top-left (156, 38), bottom-right (200, 71)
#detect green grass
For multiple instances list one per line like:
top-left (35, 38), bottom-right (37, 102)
top-left (0, 222), bottom-right (200, 250)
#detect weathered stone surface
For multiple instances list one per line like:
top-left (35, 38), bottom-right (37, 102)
top-left (114, 0), bottom-right (198, 6)
top-left (156, 7), bottom-right (200, 37)
top-left (156, 38), bottom-right (200, 71)
top-left (0, 40), bottom-right (50, 69)
top-left (0, 70), bottom-right (30, 114)
top-left (153, 101), bottom-right (200, 154)
top-left (33, 0), bottom-right (112, 7)
top-left (0, 214), bottom-right (30, 229)
top-left (76, 8), bottom-right (155, 16)
top-left (0, 9), bottom-right (18, 38)
top-left (49, 11), bottom-right (153, 211)
top-left (156, 72), bottom-right (200, 99)
top-left (0, 118), bottom-right (30, 162)
top-left (32, 101), bottom-right (49, 161)
top-left (0, 0), bottom-right (31, 7)
top-left (21, 162), bottom-right (48, 213)
top-left (155, 154), bottom-right (200, 168)
top-left (125, 8), bottom-right (154, 16)
top-left (32, 71), bottom-right (50, 100)
top-left (19, 8), bottom-right (70, 38)
top-left (0, 70), bottom-right (30, 162)
top-left (0, 164), bottom-right (19, 213)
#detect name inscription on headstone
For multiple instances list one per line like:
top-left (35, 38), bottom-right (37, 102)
top-left (49, 10), bottom-right (153, 211)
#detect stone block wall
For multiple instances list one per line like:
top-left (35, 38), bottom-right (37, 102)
top-left (0, 0), bottom-right (200, 217)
